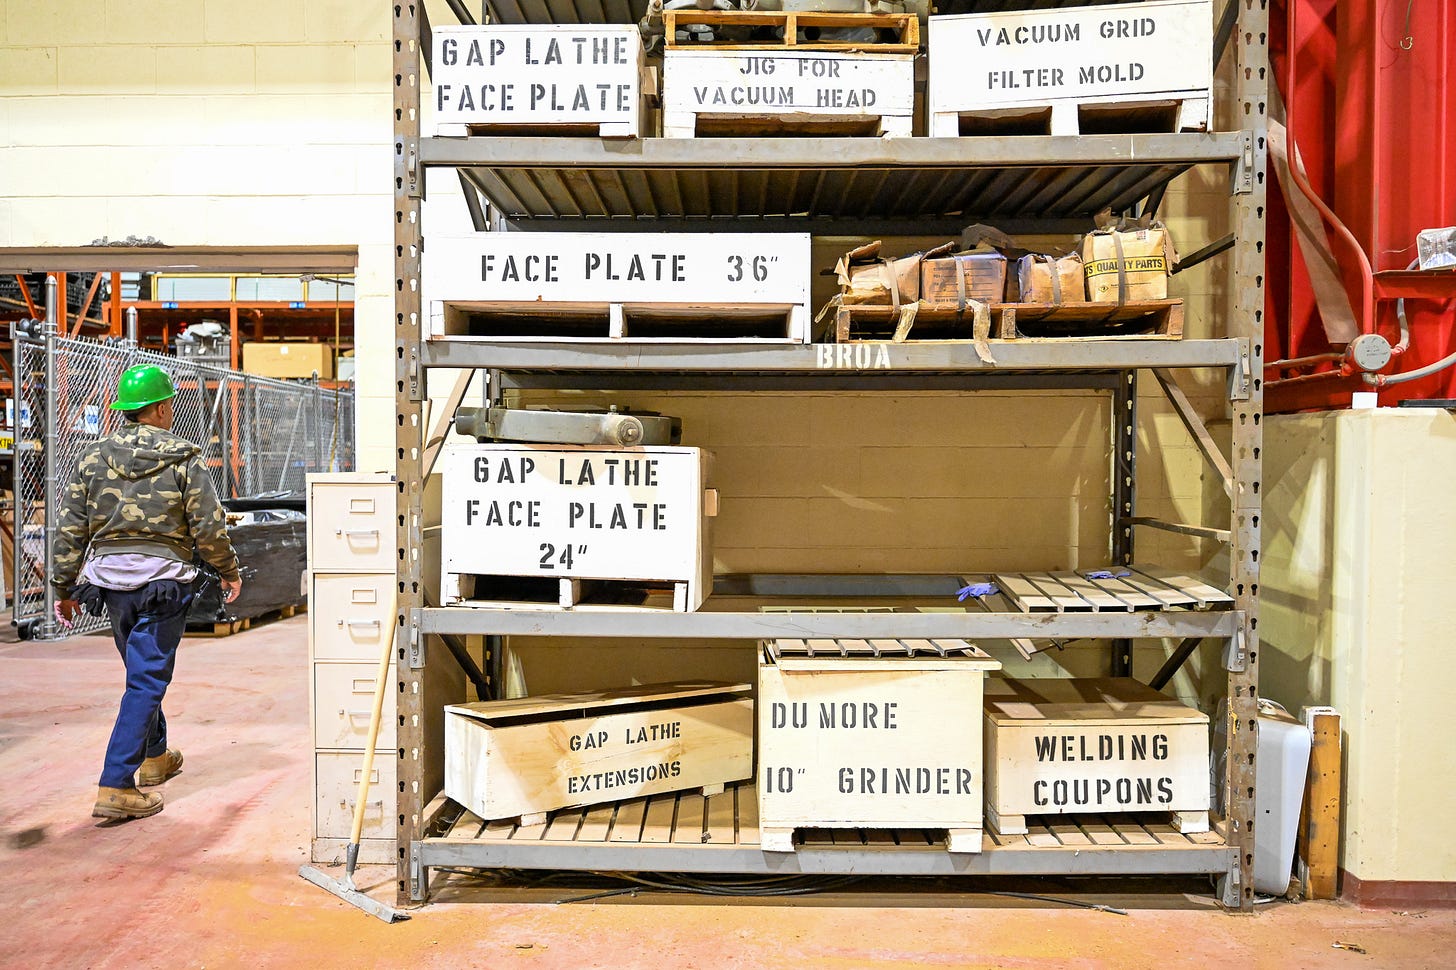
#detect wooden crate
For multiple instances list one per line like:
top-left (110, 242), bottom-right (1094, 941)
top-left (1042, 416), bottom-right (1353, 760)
top-left (663, 48), bottom-right (915, 138)
top-left (439, 444), bottom-right (714, 612)
top-left (983, 677), bottom-right (1211, 836)
top-left (423, 232), bottom-right (812, 343)
top-left (430, 25), bottom-right (649, 138)
top-left (757, 638), bottom-right (1002, 853)
top-left (928, 0), bottom-right (1213, 137)
top-left (444, 681), bottom-right (753, 823)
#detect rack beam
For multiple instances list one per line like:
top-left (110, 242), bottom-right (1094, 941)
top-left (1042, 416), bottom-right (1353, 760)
top-left (417, 839), bottom-right (1232, 878)
top-left (417, 607), bottom-right (1242, 640)
top-left (421, 133), bottom-right (1249, 170)
top-left (498, 372), bottom-right (1124, 393)
top-left (422, 338), bottom-right (1244, 373)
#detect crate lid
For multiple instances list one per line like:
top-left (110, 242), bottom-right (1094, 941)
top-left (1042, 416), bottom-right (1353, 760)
top-left (984, 677), bottom-right (1207, 725)
top-left (445, 680), bottom-right (749, 723)
top-left (764, 638), bottom-right (1000, 672)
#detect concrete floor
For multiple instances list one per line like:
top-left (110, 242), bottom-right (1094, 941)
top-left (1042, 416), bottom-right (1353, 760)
top-left (2, 614), bottom-right (1452, 970)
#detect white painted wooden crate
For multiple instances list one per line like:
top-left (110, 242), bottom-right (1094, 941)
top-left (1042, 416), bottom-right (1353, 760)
top-left (439, 444), bottom-right (714, 612)
top-left (663, 49), bottom-right (915, 138)
top-left (928, 0), bottom-right (1213, 136)
top-left (430, 25), bottom-right (648, 138)
top-left (444, 681), bottom-right (753, 823)
top-left (423, 232), bottom-right (813, 343)
top-left (757, 638), bottom-right (1002, 853)
top-left (983, 677), bottom-right (1211, 835)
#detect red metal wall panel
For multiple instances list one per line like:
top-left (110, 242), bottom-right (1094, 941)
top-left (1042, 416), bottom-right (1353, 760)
top-left (1265, 0), bottom-right (1456, 411)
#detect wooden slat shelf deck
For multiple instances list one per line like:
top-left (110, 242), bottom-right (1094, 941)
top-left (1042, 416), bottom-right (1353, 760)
top-left (993, 566), bottom-right (1234, 614)
top-left (417, 782), bottom-right (1231, 884)
top-left (417, 568), bottom-right (1237, 641)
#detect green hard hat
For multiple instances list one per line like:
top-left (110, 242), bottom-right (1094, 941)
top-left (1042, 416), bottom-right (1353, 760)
top-left (111, 364), bottom-right (176, 411)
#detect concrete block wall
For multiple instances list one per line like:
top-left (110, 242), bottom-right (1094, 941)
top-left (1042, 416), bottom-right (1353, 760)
top-left (0, 0), bottom-right (400, 470)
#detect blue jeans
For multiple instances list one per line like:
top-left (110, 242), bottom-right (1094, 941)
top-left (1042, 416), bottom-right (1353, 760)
top-left (97, 581), bottom-right (193, 789)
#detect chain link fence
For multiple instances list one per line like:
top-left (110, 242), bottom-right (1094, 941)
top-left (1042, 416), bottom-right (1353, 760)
top-left (10, 328), bottom-right (354, 639)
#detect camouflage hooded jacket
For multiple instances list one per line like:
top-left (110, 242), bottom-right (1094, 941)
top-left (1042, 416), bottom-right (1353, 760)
top-left (50, 422), bottom-right (241, 594)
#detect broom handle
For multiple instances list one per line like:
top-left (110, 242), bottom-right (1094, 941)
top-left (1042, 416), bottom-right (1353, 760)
top-left (349, 587), bottom-right (399, 850)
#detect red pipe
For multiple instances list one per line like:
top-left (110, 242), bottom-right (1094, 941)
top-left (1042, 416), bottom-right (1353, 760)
top-left (1265, 351), bottom-right (1343, 372)
top-left (1282, 0), bottom-right (1375, 340)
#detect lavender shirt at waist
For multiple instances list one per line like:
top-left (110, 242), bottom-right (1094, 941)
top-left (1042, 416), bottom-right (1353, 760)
top-left (79, 553), bottom-right (198, 591)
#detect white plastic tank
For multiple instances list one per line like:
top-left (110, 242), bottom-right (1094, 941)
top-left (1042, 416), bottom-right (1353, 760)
top-left (1211, 697), bottom-right (1314, 896)
top-left (1252, 700), bottom-right (1313, 895)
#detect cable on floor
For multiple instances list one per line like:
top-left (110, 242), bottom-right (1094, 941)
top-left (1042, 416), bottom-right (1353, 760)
top-left (987, 891), bottom-right (1129, 915)
top-left (430, 867), bottom-right (1143, 912)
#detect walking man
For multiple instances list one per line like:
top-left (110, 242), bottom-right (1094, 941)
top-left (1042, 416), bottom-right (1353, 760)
top-left (51, 364), bottom-right (242, 821)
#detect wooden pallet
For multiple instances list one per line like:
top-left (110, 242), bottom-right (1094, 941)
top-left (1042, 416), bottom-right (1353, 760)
top-left (930, 94), bottom-right (1210, 138)
top-left (436, 783), bottom-right (1224, 854)
top-left (834, 300), bottom-right (1183, 343)
top-left (439, 301), bottom-right (810, 343)
top-left (664, 102), bottom-right (911, 139)
top-left (664, 11), bottom-right (919, 52)
top-left (992, 566), bottom-right (1233, 614)
top-left (770, 636), bottom-right (985, 660)
top-left (763, 823), bottom-right (983, 854)
top-left (987, 811), bottom-right (1218, 844)
top-left (443, 573), bottom-right (701, 613)
top-left (184, 602), bottom-right (306, 638)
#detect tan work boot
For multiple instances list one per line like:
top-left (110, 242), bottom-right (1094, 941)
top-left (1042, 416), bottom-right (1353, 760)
top-left (138, 748), bottom-right (184, 786)
top-left (93, 786), bottom-right (163, 820)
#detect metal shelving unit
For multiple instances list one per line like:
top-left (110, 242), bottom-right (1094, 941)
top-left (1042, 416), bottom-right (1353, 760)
top-left (390, 1), bottom-right (1266, 909)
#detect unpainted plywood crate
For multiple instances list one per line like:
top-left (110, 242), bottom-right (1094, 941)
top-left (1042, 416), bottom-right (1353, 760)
top-left (757, 638), bottom-right (1002, 853)
top-left (983, 677), bottom-right (1211, 836)
top-left (444, 681), bottom-right (753, 823)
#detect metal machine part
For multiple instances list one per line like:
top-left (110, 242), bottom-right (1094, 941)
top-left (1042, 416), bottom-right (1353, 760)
top-left (1345, 332), bottom-right (1393, 373)
top-left (455, 406), bottom-right (682, 447)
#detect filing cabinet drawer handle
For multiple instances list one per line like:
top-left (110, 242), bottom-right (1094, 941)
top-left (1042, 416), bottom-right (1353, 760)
top-left (339, 799), bottom-right (384, 810)
top-left (339, 618), bottom-right (382, 628)
top-left (338, 529), bottom-right (381, 540)
top-left (343, 708), bottom-right (381, 718)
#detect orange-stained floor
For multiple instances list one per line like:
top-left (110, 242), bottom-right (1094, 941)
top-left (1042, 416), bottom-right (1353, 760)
top-left (2, 613), bottom-right (1452, 970)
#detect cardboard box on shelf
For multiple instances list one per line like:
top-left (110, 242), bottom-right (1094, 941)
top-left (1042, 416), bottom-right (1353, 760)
top-left (241, 342), bottom-right (333, 379)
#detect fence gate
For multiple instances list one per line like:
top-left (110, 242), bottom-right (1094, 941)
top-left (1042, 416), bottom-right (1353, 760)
top-left (10, 328), bottom-right (355, 640)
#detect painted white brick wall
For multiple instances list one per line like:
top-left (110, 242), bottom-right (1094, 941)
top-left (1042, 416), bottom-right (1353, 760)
top-left (1, 0), bottom-right (398, 467)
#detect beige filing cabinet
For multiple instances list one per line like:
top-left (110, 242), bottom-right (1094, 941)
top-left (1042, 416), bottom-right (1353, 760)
top-left (308, 472), bottom-right (398, 865)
